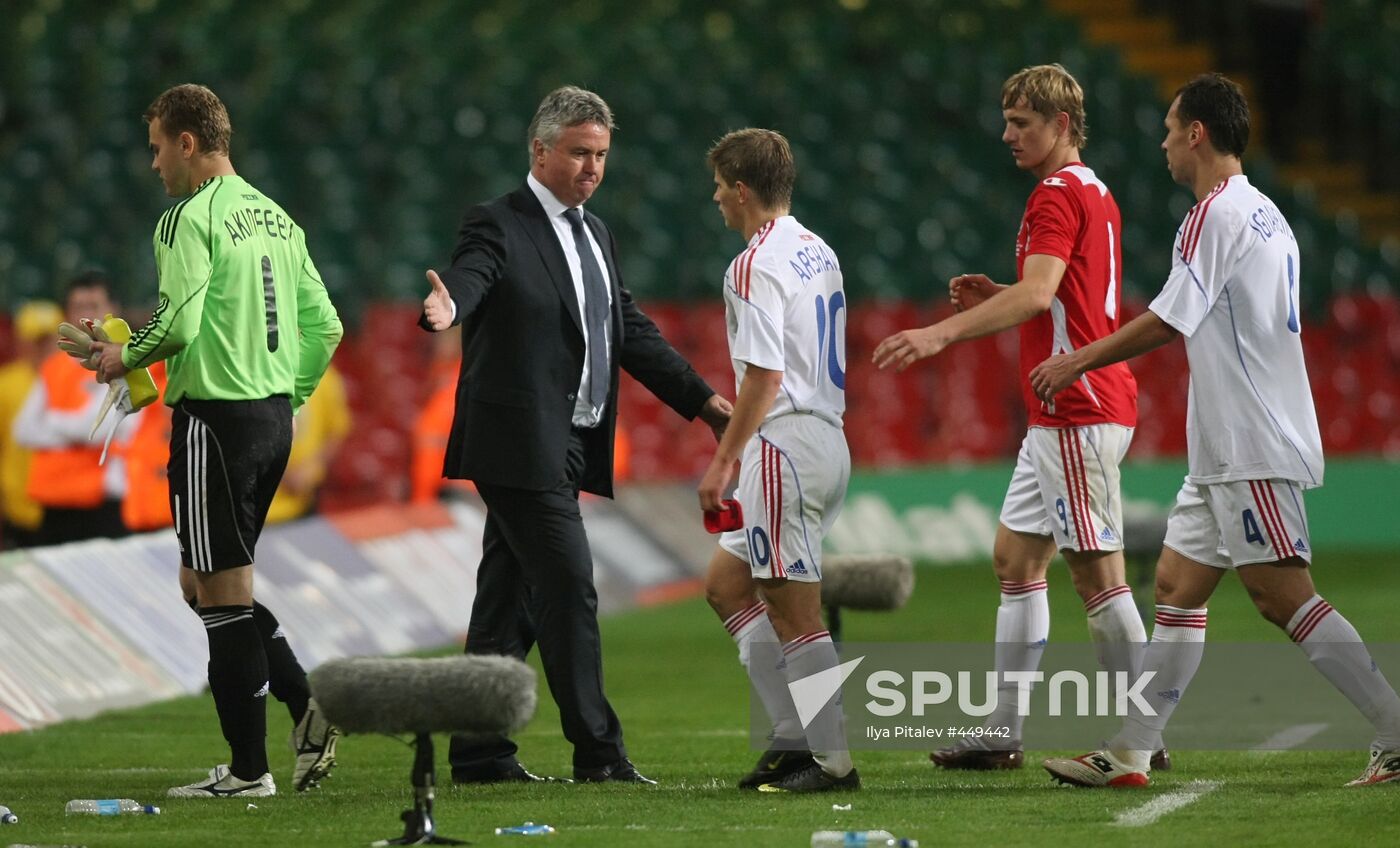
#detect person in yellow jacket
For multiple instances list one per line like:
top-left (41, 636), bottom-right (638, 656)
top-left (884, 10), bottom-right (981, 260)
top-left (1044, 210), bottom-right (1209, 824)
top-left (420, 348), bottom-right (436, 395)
top-left (14, 272), bottom-right (136, 544)
top-left (265, 363), bottom-right (351, 524)
top-left (0, 300), bottom-right (63, 547)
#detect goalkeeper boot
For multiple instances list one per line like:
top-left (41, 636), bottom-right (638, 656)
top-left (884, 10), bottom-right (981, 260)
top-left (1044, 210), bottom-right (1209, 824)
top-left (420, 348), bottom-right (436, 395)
top-left (1042, 750), bottom-right (1149, 788)
top-left (168, 764), bottom-right (276, 798)
top-left (1346, 746), bottom-right (1400, 787)
top-left (290, 698), bottom-right (341, 791)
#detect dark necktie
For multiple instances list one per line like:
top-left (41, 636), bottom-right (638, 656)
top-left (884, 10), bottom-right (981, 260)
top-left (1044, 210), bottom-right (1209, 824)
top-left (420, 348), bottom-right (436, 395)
top-left (564, 207), bottom-right (610, 412)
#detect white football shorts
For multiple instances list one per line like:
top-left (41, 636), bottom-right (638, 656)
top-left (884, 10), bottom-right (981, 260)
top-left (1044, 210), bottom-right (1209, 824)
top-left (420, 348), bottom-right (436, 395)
top-left (1163, 478), bottom-right (1312, 568)
top-left (719, 413), bottom-right (849, 583)
top-left (999, 424), bottom-right (1134, 552)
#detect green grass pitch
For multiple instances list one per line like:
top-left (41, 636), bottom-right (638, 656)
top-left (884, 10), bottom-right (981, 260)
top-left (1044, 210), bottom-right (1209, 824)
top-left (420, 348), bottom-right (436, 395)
top-left (1, 553), bottom-right (1398, 846)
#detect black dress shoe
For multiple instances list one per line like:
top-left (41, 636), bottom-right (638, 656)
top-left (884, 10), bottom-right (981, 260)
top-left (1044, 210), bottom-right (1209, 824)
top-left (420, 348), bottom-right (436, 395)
top-left (453, 761), bottom-right (555, 784)
top-left (574, 758), bottom-right (657, 784)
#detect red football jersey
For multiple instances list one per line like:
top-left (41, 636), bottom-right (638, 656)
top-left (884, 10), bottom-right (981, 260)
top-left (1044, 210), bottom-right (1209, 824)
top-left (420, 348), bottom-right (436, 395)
top-left (1015, 163), bottom-right (1137, 428)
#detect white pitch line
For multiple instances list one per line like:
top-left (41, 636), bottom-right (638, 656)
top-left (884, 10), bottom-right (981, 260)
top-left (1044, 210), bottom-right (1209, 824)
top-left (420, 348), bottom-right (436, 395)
top-left (1107, 723), bottom-right (1328, 828)
top-left (1110, 780), bottom-right (1222, 828)
top-left (1249, 722), bottom-right (1329, 754)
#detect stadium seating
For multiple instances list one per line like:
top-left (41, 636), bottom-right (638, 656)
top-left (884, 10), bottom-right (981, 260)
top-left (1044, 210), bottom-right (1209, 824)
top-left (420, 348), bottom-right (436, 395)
top-left (3, 0), bottom-right (1396, 496)
top-left (0, 0), bottom-right (1392, 310)
top-left (1306, 0), bottom-right (1400, 191)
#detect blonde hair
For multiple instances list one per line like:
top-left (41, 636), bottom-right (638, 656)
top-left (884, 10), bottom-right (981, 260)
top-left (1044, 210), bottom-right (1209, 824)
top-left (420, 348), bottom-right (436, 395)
top-left (1001, 64), bottom-right (1088, 148)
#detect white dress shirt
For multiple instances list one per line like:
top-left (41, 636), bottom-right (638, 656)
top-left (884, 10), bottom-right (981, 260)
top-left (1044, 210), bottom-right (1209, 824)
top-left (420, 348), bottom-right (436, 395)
top-left (451, 175), bottom-right (614, 427)
top-left (526, 173), bottom-right (614, 427)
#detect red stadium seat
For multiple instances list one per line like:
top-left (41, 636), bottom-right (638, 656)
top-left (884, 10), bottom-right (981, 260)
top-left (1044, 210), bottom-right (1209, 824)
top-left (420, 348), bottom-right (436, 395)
top-left (315, 286), bottom-right (1400, 507)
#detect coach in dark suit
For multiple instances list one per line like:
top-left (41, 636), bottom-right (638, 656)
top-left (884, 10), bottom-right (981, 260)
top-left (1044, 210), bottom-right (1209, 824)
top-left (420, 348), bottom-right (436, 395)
top-left (420, 86), bottom-right (730, 784)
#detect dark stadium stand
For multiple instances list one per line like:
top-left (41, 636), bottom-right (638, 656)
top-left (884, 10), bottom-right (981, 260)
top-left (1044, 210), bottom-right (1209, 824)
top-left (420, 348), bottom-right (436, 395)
top-left (1, 0), bottom-right (1394, 309)
top-left (2, 0), bottom-right (1397, 502)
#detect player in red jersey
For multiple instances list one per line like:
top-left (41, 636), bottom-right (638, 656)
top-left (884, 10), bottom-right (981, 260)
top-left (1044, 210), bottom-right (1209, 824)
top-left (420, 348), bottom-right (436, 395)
top-left (875, 64), bottom-right (1154, 769)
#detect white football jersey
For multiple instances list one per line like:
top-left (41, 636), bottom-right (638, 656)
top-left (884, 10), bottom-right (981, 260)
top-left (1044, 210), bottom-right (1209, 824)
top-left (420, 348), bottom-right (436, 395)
top-left (1148, 175), bottom-right (1324, 488)
top-left (723, 215), bottom-right (846, 427)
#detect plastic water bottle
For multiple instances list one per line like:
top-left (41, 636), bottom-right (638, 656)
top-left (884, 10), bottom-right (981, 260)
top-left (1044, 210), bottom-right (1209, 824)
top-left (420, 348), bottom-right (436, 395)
top-left (0, 804), bottom-right (17, 824)
top-left (494, 822), bottom-right (556, 836)
top-left (811, 831), bottom-right (918, 847)
top-left (64, 798), bottom-right (160, 816)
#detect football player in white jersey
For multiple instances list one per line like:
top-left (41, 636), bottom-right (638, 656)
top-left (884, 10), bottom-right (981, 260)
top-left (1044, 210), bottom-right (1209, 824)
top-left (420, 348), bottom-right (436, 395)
top-left (698, 128), bottom-right (856, 793)
top-left (1033, 73), bottom-right (1400, 788)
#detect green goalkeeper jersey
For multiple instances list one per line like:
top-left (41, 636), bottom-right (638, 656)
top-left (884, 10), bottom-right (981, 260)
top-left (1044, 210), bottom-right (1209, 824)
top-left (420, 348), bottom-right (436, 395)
top-left (123, 174), bottom-right (342, 410)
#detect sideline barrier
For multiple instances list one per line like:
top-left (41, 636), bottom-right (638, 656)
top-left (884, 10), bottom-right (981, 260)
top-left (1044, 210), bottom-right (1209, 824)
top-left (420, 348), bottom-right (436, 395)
top-left (20, 459), bottom-right (1342, 731)
top-left (828, 458), bottom-right (1400, 562)
top-left (0, 496), bottom-right (700, 733)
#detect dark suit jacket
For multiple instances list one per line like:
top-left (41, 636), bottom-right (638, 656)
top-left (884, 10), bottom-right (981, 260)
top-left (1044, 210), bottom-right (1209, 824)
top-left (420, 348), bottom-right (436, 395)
top-left (422, 183), bottom-right (714, 497)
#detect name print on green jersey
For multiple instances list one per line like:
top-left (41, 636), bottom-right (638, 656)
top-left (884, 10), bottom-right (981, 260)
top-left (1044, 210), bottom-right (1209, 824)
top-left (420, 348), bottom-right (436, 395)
top-left (224, 205), bottom-right (294, 247)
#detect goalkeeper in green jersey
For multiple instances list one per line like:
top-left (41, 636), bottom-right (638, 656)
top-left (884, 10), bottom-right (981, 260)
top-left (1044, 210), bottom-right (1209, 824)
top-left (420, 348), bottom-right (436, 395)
top-left (89, 84), bottom-right (344, 798)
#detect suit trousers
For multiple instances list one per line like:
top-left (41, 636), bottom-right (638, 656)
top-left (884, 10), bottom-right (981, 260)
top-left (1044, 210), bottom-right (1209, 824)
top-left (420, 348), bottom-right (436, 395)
top-left (448, 427), bottom-right (625, 778)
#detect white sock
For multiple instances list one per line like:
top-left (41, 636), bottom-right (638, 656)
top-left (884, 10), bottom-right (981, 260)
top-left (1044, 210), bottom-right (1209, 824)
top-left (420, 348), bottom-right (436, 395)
top-left (1287, 595), bottom-right (1400, 749)
top-left (781, 630), bottom-right (853, 776)
top-left (1112, 605), bottom-right (1207, 769)
top-left (724, 602), bottom-right (802, 742)
top-left (985, 579), bottom-right (1050, 741)
top-left (1084, 585), bottom-right (1148, 703)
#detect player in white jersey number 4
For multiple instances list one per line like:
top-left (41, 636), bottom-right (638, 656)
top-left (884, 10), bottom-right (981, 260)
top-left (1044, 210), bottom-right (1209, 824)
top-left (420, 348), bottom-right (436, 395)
top-left (698, 129), bottom-right (857, 794)
top-left (1032, 73), bottom-right (1400, 788)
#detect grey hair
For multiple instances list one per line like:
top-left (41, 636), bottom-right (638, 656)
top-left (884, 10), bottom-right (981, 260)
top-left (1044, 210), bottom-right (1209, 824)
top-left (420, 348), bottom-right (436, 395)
top-left (526, 86), bottom-right (615, 155)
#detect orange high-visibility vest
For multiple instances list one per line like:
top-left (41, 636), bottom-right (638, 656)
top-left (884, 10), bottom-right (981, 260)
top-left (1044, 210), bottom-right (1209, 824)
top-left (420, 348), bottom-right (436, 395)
top-left (122, 362), bottom-right (172, 532)
top-left (411, 376), bottom-right (460, 504)
top-left (27, 353), bottom-right (104, 508)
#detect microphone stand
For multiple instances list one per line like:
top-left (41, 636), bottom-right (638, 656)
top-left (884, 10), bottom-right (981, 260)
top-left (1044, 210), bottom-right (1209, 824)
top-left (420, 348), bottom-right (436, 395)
top-left (374, 733), bottom-right (465, 846)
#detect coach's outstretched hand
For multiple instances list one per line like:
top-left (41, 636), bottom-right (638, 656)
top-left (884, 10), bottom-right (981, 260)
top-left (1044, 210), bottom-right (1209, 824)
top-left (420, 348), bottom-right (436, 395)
top-left (699, 393), bottom-right (733, 443)
top-left (422, 270), bottom-right (454, 331)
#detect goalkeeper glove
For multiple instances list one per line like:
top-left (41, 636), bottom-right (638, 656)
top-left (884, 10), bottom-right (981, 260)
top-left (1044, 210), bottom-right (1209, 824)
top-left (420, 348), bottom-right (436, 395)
top-left (94, 314), bottom-right (160, 409)
top-left (56, 319), bottom-right (106, 371)
top-left (67, 315), bottom-right (160, 466)
top-left (89, 378), bottom-right (136, 466)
